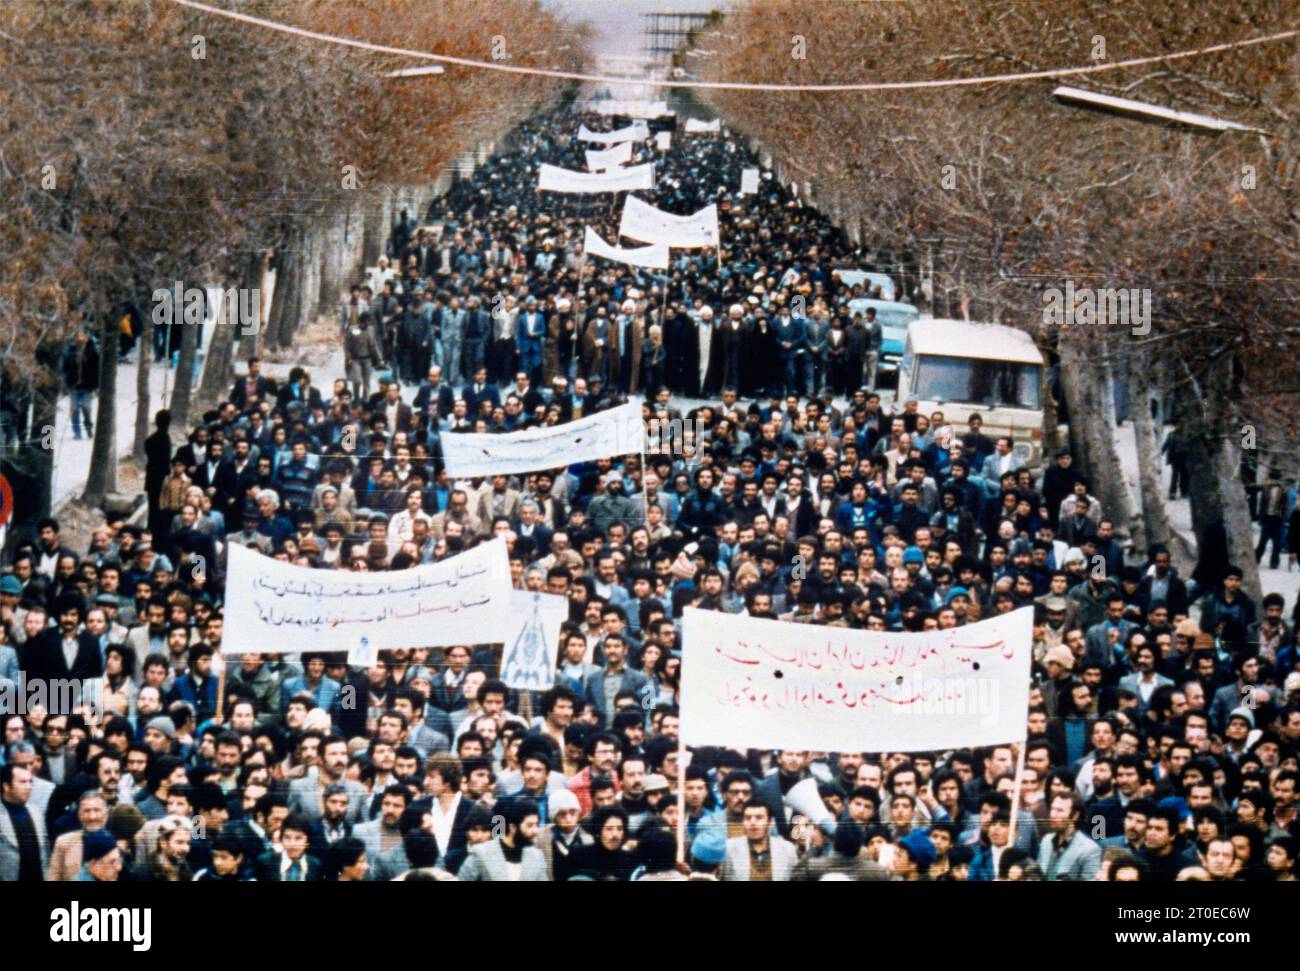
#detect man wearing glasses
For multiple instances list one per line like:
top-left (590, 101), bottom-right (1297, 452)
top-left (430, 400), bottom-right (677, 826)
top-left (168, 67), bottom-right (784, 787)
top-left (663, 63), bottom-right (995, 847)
top-left (719, 771), bottom-right (755, 839)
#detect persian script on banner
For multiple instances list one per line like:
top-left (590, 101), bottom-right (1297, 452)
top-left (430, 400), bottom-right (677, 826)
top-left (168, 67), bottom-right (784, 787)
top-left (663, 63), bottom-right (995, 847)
top-left (619, 196), bottom-right (719, 249)
top-left (440, 401), bottom-right (645, 478)
top-left (585, 141), bottom-right (633, 172)
top-left (583, 227), bottom-right (669, 270)
top-left (223, 538), bottom-right (513, 656)
top-left (680, 607), bottom-right (1034, 752)
top-left (577, 122), bottom-right (649, 145)
top-left (537, 163), bottom-right (655, 195)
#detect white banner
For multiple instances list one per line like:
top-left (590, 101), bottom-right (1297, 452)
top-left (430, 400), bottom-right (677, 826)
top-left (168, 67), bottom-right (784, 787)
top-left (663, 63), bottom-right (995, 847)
top-left (684, 117), bottom-right (721, 133)
top-left (583, 226), bottom-right (670, 270)
top-left (578, 122), bottom-right (649, 145)
top-left (538, 162), bottom-right (655, 194)
top-left (501, 591), bottom-right (569, 691)
top-left (740, 167), bottom-right (760, 195)
top-left (223, 538), bottom-right (513, 657)
top-left (440, 401), bottom-right (645, 478)
top-left (680, 607), bottom-right (1034, 752)
top-left (595, 100), bottom-right (671, 119)
top-left (585, 141), bottom-right (633, 172)
top-left (655, 131), bottom-right (672, 152)
top-left (619, 196), bottom-right (719, 249)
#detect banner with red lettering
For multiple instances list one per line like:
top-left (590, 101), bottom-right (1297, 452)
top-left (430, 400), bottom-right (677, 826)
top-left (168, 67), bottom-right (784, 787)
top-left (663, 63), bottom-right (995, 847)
top-left (680, 607), bottom-right (1033, 751)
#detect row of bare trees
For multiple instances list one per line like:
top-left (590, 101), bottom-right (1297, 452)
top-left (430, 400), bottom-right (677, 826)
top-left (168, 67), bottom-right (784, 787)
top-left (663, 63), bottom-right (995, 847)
top-left (696, 0), bottom-right (1299, 598)
top-left (0, 0), bottom-right (583, 518)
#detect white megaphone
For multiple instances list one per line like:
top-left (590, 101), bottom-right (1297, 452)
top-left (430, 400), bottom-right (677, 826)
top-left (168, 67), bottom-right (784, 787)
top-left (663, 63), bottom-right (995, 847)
top-left (783, 777), bottom-right (833, 833)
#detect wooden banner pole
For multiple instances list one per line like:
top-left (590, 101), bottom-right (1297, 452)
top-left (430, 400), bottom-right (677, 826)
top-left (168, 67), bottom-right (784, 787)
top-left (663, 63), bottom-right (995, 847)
top-left (675, 734), bottom-right (689, 866)
top-left (1006, 734), bottom-right (1028, 849)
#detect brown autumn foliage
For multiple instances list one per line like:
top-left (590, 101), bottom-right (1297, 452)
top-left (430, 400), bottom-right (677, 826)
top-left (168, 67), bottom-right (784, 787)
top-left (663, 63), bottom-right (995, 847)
top-left (698, 0), bottom-right (1299, 588)
top-left (0, 0), bottom-right (582, 508)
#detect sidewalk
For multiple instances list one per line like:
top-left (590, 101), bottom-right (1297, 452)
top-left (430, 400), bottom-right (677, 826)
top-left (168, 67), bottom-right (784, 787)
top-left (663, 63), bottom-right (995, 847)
top-left (1114, 422), bottom-right (1297, 602)
top-left (51, 356), bottom-right (176, 510)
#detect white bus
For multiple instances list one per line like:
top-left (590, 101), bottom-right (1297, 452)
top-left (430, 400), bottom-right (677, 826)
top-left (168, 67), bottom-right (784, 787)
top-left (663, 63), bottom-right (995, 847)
top-left (899, 319), bottom-right (1056, 468)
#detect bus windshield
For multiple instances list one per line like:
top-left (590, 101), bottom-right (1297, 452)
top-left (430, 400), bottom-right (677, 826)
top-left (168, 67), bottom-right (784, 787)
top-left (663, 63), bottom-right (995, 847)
top-left (913, 355), bottom-right (1041, 409)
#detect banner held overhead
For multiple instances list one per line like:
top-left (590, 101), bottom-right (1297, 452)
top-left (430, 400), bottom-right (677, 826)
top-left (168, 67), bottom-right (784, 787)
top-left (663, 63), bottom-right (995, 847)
top-left (538, 162), bottom-right (655, 194)
top-left (619, 195), bottom-right (719, 249)
top-left (577, 122), bottom-right (649, 145)
top-left (680, 606), bottom-right (1034, 752)
top-left (440, 401), bottom-right (645, 478)
top-left (583, 226), bottom-right (669, 270)
top-left (584, 141), bottom-right (633, 172)
top-left (224, 538), bottom-right (513, 656)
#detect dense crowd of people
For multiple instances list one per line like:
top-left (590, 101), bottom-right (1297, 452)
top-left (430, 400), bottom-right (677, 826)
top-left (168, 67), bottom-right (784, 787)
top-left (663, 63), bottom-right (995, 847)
top-left (1, 108), bottom-right (1297, 885)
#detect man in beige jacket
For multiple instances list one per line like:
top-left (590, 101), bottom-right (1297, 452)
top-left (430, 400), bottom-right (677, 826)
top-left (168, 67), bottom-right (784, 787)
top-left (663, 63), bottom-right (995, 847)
top-left (47, 790), bottom-right (109, 881)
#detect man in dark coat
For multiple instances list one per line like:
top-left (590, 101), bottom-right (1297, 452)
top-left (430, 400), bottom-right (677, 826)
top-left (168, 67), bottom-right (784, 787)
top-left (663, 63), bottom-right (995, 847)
top-left (21, 594), bottom-right (104, 686)
top-left (62, 329), bottom-right (100, 440)
top-left (145, 410), bottom-right (175, 538)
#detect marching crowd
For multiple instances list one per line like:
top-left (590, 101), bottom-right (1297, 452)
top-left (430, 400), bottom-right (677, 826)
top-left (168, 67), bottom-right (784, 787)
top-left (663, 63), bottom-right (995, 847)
top-left (1, 108), bottom-right (1297, 885)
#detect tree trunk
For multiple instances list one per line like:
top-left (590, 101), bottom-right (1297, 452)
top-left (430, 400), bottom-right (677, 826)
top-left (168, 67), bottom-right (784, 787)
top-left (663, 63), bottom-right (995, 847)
top-left (300, 224), bottom-right (323, 334)
top-left (132, 309), bottom-right (153, 461)
top-left (362, 189), bottom-right (388, 269)
top-left (169, 301), bottom-right (200, 435)
top-left (241, 250), bottom-right (270, 361)
top-left (318, 213), bottom-right (347, 316)
top-left (28, 342), bottom-right (62, 520)
top-left (196, 300), bottom-right (237, 410)
top-left (1058, 331), bottom-right (1096, 487)
top-left (1182, 358), bottom-right (1263, 602)
top-left (268, 231), bottom-right (302, 349)
top-left (1089, 337), bottom-right (1137, 545)
top-left (83, 298), bottom-right (120, 506)
top-left (1218, 435), bottom-right (1263, 604)
top-left (1039, 339), bottom-right (1064, 459)
top-left (1128, 353), bottom-right (1171, 556)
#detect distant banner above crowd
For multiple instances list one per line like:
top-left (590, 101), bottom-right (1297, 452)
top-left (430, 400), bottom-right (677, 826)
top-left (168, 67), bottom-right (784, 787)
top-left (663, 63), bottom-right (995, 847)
top-left (224, 538), bottom-right (513, 657)
top-left (680, 607), bottom-right (1034, 752)
top-left (655, 132), bottom-right (672, 151)
top-left (440, 401), bottom-right (645, 478)
top-left (538, 162), bottom-right (655, 194)
top-left (577, 122), bottom-right (649, 145)
top-left (684, 117), bottom-right (721, 133)
top-left (583, 226), bottom-right (670, 270)
top-left (500, 591), bottom-right (569, 691)
top-left (584, 141), bottom-right (633, 172)
top-left (740, 167), bottom-right (760, 195)
top-left (619, 196), bottom-right (720, 249)
top-left (595, 100), bottom-right (671, 119)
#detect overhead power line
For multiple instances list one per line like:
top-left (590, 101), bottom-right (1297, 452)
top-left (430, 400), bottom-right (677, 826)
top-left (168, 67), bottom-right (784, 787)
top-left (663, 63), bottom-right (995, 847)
top-left (168, 0), bottom-right (1300, 94)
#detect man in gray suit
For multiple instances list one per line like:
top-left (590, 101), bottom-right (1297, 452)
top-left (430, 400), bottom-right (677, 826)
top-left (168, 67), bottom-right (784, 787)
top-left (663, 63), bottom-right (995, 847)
top-left (288, 736), bottom-right (369, 824)
top-left (1, 764), bottom-right (49, 882)
top-left (1117, 637), bottom-right (1174, 714)
top-left (441, 296), bottom-right (468, 385)
top-left (457, 799), bottom-right (547, 881)
top-left (4, 742), bottom-right (54, 823)
top-left (0, 642), bottom-right (19, 685)
top-left (720, 801), bottom-right (798, 882)
top-left (582, 634), bottom-right (652, 725)
top-left (980, 436), bottom-right (1026, 481)
top-left (1084, 594), bottom-right (1137, 674)
top-left (1038, 792), bottom-right (1102, 881)
top-left (354, 784), bottom-right (409, 866)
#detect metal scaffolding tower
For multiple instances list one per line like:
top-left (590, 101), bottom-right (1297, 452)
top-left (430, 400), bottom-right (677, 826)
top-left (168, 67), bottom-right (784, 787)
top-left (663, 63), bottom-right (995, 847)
top-left (642, 12), bottom-right (717, 69)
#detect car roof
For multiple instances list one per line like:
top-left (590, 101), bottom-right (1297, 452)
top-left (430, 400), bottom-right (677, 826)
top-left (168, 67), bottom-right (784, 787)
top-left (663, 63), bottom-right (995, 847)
top-left (906, 319), bottom-right (1043, 364)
